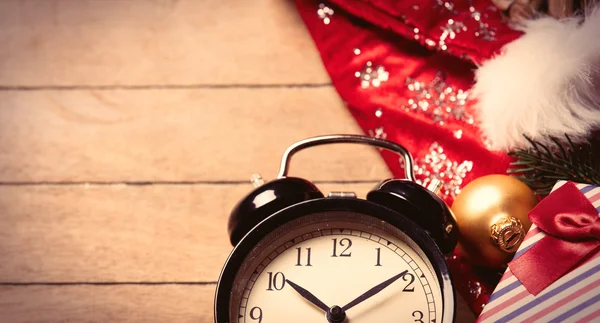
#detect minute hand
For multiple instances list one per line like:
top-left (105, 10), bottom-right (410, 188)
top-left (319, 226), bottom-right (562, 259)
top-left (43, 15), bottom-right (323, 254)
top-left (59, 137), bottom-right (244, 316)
top-left (341, 270), bottom-right (409, 311)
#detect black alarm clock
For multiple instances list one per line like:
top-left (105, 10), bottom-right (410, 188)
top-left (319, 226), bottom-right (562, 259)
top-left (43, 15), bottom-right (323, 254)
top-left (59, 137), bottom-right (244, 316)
top-left (214, 134), bottom-right (458, 323)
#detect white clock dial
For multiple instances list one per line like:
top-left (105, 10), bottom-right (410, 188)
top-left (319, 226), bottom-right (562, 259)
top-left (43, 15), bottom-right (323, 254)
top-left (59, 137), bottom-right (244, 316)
top-left (229, 212), bottom-right (444, 323)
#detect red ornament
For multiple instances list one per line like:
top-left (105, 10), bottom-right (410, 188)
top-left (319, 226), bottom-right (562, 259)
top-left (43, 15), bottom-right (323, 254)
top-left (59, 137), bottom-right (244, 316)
top-left (446, 248), bottom-right (501, 315)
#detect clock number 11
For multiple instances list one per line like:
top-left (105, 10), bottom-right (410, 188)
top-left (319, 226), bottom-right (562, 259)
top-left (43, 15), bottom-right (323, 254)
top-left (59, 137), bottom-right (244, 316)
top-left (295, 247), bottom-right (312, 266)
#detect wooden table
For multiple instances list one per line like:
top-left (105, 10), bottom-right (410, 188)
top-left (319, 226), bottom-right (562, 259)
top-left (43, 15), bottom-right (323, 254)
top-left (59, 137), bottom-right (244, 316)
top-left (0, 1), bottom-right (474, 321)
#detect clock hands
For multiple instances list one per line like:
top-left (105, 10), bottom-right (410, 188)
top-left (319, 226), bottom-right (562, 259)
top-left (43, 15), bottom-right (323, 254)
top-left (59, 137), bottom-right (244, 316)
top-left (285, 279), bottom-right (330, 312)
top-left (341, 270), bottom-right (409, 311)
top-left (286, 279), bottom-right (347, 323)
top-left (286, 270), bottom-right (409, 322)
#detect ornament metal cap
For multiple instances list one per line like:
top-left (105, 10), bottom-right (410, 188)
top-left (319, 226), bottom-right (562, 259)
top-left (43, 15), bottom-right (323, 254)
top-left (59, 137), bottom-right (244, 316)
top-left (490, 216), bottom-right (525, 253)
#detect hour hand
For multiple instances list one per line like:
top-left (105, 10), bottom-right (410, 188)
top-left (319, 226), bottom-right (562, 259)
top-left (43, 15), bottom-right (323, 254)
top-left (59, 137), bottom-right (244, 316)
top-left (285, 279), bottom-right (330, 312)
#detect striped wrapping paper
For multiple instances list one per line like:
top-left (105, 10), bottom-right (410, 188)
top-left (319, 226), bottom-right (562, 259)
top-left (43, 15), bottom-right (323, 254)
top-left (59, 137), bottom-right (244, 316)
top-left (477, 181), bottom-right (600, 323)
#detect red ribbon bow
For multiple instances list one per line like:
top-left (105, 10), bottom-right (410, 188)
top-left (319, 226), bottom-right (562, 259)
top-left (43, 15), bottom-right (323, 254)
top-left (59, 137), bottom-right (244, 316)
top-left (508, 182), bottom-right (600, 296)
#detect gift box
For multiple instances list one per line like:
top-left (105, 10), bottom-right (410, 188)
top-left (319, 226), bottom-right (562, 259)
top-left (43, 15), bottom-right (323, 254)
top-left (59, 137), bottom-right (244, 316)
top-left (477, 181), bottom-right (600, 323)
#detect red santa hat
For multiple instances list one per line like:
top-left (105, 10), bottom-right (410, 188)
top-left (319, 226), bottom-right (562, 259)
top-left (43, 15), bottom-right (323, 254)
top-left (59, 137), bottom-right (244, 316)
top-left (473, 4), bottom-right (600, 150)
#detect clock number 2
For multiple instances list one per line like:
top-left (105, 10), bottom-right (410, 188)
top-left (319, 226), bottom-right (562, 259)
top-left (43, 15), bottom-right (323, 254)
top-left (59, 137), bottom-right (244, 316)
top-left (412, 310), bottom-right (424, 323)
top-left (266, 272), bottom-right (286, 291)
top-left (331, 238), bottom-right (352, 257)
top-left (403, 273), bottom-right (415, 292)
top-left (249, 307), bottom-right (263, 322)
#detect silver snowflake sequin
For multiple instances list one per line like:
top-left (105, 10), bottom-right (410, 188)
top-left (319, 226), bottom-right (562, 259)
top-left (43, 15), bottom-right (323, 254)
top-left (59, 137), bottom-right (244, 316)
top-left (429, 3), bottom-right (497, 49)
top-left (468, 281), bottom-right (483, 299)
top-left (470, 6), bottom-right (482, 21)
top-left (368, 127), bottom-right (387, 139)
top-left (355, 61), bottom-right (389, 88)
top-left (375, 108), bottom-right (383, 118)
top-left (469, 6), bottom-right (496, 41)
top-left (401, 72), bottom-right (474, 125)
top-left (434, 0), bottom-right (456, 13)
top-left (439, 19), bottom-right (467, 51)
top-left (317, 3), bottom-right (334, 25)
top-left (412, 142), bottom-right (473, 198)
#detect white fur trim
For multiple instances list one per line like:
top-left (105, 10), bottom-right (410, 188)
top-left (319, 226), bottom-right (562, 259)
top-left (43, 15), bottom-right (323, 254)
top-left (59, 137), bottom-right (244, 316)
top-left (472, 6), bottom-right (600, 151)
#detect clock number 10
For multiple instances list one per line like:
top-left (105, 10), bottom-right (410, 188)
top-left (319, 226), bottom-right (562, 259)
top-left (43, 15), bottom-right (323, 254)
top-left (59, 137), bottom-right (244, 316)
top-left (266, 272), bottom-right (286, 291)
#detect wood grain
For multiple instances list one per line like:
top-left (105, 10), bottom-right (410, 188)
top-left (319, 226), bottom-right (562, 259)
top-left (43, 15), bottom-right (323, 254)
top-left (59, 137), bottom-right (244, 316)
top-left (0, 88), bottom-right (391, 182)
top-left (0, 284), bottom-right (474, 322)
top-left (0, 0), bottom-right (329, 87)
top-left (0, 285), bottom-right (215, 322)
top-left (0, 183), bottom-right (377, 283)
top-left (0, 1), bottom-right (477, 322)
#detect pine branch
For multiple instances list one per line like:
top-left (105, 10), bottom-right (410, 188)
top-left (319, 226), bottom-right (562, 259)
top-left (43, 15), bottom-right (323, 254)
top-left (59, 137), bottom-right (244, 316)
top-left (507, 134), bottom-right (600, 195)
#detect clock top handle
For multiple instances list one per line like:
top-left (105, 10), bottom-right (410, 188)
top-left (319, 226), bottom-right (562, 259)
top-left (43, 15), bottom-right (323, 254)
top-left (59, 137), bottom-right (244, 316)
top-left (276, 134), bottom-right (416, 182)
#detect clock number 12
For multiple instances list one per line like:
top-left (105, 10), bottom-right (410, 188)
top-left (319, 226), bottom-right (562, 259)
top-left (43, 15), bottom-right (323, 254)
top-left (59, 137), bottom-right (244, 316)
top-left (331, 238), bottom-right (352, 257)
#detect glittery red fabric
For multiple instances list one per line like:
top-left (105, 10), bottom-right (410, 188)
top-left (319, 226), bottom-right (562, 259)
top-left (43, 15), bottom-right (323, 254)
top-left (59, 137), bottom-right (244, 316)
top-left (294, 1), bottom-right (524, 316)
top-left (295, 0), bottom-right (522, 206)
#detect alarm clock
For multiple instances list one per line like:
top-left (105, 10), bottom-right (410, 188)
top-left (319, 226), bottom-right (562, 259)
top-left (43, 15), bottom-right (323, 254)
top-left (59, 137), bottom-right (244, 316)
top-left (214, 134), bottom-right (458, 323)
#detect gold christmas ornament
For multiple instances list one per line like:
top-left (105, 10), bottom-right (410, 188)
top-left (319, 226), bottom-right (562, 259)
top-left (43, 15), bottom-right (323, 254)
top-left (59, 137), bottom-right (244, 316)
top-left (490, 215), bottom-right (524, 253)
top-left (451, 175), bottom-right (538, 269)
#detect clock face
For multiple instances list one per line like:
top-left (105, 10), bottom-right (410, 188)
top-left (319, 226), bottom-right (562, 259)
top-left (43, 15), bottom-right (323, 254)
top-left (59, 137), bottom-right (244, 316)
top-left (224, 210), bottom-right (446, 323)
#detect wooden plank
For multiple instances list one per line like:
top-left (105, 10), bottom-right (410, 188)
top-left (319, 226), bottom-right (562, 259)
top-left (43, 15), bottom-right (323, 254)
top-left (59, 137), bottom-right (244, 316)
top-left (0, 0), bottom-right (330, 86)
top-left (0, 284), bottom-right (475, 322)
top-left (0, 183), bottom-right (377, 283)
top-left (0, 285), bottom-right (215, 322)
top-left (0, 88), bottom-right (391, 182)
